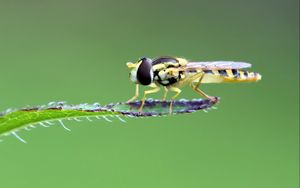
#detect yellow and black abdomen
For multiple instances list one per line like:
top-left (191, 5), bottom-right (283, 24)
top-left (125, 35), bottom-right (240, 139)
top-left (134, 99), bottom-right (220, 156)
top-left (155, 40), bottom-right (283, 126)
top-left (201, 69), bottom-right (262, 83)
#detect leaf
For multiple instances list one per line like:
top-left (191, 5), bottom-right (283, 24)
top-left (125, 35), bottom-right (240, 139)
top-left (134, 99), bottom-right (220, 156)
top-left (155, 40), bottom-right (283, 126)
top-left (0, 98), bottom-right (219, 141)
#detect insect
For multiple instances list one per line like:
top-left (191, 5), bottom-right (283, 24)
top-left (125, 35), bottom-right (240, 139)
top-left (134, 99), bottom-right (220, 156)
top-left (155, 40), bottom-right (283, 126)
top-left (126, 56), bottom-right (262, 113)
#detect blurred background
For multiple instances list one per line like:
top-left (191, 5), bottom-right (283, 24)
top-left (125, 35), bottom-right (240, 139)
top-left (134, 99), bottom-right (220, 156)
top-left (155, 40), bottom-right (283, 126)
top-left (0, 0), bottom-right (298, 187)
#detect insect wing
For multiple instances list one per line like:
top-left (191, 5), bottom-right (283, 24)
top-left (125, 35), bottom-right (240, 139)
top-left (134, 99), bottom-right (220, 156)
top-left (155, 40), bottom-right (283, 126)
top-left (186, 61), bottom-right (252, 70)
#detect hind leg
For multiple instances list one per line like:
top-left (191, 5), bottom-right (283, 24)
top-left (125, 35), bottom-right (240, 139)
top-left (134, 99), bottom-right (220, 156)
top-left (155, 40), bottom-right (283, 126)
top-left (191, 73), bottom-right (216, 101)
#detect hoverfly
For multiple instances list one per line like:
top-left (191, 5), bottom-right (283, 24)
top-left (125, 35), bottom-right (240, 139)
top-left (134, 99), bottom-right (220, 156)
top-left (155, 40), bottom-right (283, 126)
top-left (126, 56), bottom-right (262, 113)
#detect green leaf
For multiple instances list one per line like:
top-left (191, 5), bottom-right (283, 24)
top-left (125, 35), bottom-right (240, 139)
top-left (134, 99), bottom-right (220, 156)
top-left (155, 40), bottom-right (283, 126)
top-left (0, 98), bottom-right (219, 142)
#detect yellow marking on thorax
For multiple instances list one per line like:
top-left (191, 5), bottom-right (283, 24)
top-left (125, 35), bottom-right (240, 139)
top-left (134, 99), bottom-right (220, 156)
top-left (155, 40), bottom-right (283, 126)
top-left (153, 63), bottom-right (166, 70)
top-left (176, 58), bottom-right (188, 66)
top-left (158, 70), bottom-right (166, 79)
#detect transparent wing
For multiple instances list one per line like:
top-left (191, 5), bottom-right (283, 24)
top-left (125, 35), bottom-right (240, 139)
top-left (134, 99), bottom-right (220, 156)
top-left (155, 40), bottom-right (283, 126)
top-left (186, 61), bottom-right (252, 70)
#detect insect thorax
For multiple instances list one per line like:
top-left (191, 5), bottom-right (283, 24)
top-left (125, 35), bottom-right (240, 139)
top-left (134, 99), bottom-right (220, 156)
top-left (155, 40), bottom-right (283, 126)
top-left (152, 57), bottom-right (187, 86)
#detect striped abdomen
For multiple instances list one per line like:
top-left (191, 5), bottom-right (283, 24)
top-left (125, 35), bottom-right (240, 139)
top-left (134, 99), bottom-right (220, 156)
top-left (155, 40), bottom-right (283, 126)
top-left (198, 69), bottom-right (262, 83)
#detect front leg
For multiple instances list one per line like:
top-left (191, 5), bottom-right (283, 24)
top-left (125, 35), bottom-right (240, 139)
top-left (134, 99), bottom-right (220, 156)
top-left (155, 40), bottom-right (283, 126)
top-left (127, 84), bottom-right (139, 103)
top-left (138, 84), bottom-right (160, 112)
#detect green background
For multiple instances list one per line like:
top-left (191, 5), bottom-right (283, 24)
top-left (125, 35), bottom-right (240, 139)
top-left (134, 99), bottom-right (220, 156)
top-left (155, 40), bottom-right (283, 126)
top-left (0, 0), bottom-right (298, 187)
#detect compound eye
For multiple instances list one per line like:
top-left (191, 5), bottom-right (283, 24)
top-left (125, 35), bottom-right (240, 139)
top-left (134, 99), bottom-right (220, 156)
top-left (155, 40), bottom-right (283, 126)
top-left (138, 57), bottom-right (147, 62)
top-left (137, 58), bottom-right (153, 85)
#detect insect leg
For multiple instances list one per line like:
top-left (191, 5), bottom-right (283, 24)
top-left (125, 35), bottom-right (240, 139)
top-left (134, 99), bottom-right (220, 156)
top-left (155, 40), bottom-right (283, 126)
top-left (191, 73), bottom-right (216, 101)
top-left (138, 85), bottom-right (160, 112)
top-left (162, 87), bottom-right (168, 101)
top-left (168, 86), bottom-right (182, 115)
top-left (194, 72), bottom-right (205, 88)
top-left (127, 84), bottom-right (139, 102)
